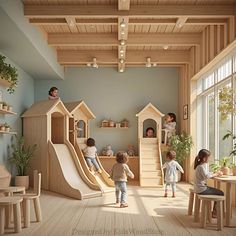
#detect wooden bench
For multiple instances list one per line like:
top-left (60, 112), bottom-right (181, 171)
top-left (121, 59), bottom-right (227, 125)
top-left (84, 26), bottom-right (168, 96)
top-left (0, 196), bottom-right (23, 235)
top-left (198, 195), bottom-right (225, 231)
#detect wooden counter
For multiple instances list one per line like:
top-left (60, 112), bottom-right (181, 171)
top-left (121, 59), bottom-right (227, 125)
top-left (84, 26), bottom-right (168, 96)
top-left (98, 156), bottom-right (140, 183)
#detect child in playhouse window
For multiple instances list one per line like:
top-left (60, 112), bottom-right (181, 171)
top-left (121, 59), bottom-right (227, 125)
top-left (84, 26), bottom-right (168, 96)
top-left (163, 113), bottom-right (177, 143)
top-left (83, 138), bottom-right (102, 174)
top-left (145, 127), bottom-right (155, 138)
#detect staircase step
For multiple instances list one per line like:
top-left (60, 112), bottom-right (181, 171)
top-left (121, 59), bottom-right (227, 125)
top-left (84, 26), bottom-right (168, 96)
top-left (142, 158), bottom-right (160, 164)
top-left (142, 171), bottom-right (162, 178)
top-left (142, 164), bottom-right (161, 171)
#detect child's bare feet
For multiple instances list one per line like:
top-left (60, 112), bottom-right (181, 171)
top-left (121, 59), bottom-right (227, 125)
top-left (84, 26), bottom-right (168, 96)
top-left (172, 193), bottom-right (176, 198)
top-left (164, 193), bottom-right (167, 197)
top-left (120, 203), bottom-right (128, 208)
top-left (116, 199), bottom-right (120, 204)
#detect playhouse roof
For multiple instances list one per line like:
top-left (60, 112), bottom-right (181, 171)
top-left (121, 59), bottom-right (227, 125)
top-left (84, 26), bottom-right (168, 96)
top-left (64, 101), bottom-right (96, 119)
top-left (136, 103), bottom-right (164, 117)
top-left (22, 99), bottom-right (71, 117)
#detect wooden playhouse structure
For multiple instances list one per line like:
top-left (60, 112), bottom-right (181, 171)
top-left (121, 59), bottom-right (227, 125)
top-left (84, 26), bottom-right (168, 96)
top-left (64, 101), bottom-right (114, 191)
top-left (22, 99), bottom-right (102, 200)
top-left (136, 103), bottom-right (164, 187)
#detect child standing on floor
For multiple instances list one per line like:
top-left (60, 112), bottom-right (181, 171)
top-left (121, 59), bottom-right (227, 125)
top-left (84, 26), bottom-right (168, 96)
top-left (162, 150), bottom-right (184, 198)
top-left (83, 138), bottom-right (102, 173)
top-left (48, 87), bottom-right (59, 100)
top-left (194, 149), bottom-right (223, 217)
top-left (110, 151), bottom-right (134, 208)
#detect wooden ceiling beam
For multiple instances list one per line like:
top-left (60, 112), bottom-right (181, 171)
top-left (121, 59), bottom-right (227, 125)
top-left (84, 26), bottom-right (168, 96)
top-left (65, 17), bottom-right (77, 33)
top-left (118, 0), bottom-right (130, 11)
top-left (176, 16), bottom-right (188, 28)
top-left (29, 18), bottom-right (228, 26)
top-left (48, 33), bottom-right (201, 46)
top-left (57, 50), bottom-right (190, 65)
top-left (24, 5), bottom-right (234, 18)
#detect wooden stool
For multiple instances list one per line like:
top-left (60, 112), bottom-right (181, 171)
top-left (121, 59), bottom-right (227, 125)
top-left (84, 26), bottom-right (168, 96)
top-left (198, 195), bottom-right (225, 231)
top-left (0, 196), bottom-right (23, 235)
top-left (193, 194), bottom-right (201, 222)
top-left (188, 188), bottom-right (195, 216)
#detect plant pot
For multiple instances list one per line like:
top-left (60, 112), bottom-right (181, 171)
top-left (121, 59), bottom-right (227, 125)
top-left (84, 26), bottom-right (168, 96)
top-left (15, 175), bottom-right (29, 190)
top-left (0, 126), bottom-right (5, 131)
top-left (3, 105), bottom-right (7, 110)
top-left (7, 106), bottom-right (12, 111)
top-left (232, 166), bottom-right (236, 176)
top-left (5, 127), bottom-right (10, 132)
top-left (221, 167), bottom-right (230, 175)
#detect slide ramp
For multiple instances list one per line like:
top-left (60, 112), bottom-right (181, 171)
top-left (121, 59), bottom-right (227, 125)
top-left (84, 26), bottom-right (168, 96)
top-left (48, 141), bottom-right (102, 200)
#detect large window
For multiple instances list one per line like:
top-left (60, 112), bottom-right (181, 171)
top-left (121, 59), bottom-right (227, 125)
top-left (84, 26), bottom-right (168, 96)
top-left (197, 56), bottom-right (235, 164)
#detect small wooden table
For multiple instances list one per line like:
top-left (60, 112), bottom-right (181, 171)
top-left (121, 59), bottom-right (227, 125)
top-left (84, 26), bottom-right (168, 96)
top-left (214, 176), bottom-right (236, 227)
top-left (0, 186), bottom-right (25, 228)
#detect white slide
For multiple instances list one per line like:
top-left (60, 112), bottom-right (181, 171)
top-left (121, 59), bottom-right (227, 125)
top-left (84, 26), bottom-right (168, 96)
top-left (48, 141), bottom-right (102, 200)
top-left (74, 141), bottom-right (114, 193)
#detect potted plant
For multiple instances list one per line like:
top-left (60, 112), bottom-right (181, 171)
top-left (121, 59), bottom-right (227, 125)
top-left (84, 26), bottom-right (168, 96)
top-left (4, 123), bottom-right (10, 132)
top-left (0, 54), bottom-right (18, 94)
top-left (0, 124), bottom-right (5, 131)
top-left (210, 156), bottom-right (233, 175)
top-left (169, 132), bottom-right (194, 181)
top-left (9, 135), bottom-right (37, 189)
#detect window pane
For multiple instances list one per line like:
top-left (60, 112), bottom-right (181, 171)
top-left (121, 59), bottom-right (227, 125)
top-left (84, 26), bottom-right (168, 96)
top-left (207, 92), bottom-right (215, 163)
top-left (203, 73), bottom-right (214, 90)
top-left (218, 83), bottom-right (232, 159)
top-left (217, 59), bottom-right (232, 82)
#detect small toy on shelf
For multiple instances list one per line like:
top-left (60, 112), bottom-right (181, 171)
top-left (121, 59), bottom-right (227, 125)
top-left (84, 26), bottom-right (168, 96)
top-left (127, 144), bottom-right (135, 156)
top-left (116, 123), bottom-right (121, 128)
top-left (101, 119), bottom-right (109, 127)
top-left (121, 119), bottom-right (129, 128)
top-left (102, 145), bottom-right (114, 156)
top-left (108, 119), bottom-right (115, 127)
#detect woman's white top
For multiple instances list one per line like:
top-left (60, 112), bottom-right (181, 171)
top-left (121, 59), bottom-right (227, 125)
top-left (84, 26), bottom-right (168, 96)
top-left (162, 160), bottom-right (184, 183)
top-left (194, 163), bottom-right (213, 193)
top-left (83, 146), bottom-right (97, 158)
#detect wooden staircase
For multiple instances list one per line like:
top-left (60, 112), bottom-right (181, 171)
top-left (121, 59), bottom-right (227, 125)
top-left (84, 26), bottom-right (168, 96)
top-left (139, 138), bottom-right (164, 187)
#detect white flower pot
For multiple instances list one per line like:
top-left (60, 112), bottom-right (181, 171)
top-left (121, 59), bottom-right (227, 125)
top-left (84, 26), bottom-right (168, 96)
top-left (8, 106), bottom-right (12, 111)
top-left (5, 127), bottom-right (10, 132)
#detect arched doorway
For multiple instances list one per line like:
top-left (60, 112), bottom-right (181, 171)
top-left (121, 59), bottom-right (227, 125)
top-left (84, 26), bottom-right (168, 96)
top-left (51, 112), bottom-right (65, 144)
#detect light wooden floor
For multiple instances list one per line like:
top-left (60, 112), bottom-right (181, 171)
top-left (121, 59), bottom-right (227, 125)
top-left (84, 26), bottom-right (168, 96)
top-left (4, 183), bottom-right (236, 236)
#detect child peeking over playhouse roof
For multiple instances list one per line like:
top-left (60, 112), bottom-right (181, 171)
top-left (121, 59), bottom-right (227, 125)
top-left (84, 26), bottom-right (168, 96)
top-left (82, 138), bottom-right (102, 174)
top-left (48, 87), bottom-right (59, 100)
top-left (110, 151), bottom-right (134, 208)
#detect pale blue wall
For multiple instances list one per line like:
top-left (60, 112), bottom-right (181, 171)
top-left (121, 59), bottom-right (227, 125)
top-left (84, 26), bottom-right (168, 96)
top-left (0, 53), bottom-right (34, 169)
top-left (34, 67), bottom-right (179, 155)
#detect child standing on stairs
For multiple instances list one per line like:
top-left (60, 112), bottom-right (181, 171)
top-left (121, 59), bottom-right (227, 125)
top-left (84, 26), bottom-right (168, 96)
top-left (162, 150), bottom-right (184, 198)
top-left (83, 138), bottom-right (102, 174)
top-left (110, 151), bottom-right (134, 208)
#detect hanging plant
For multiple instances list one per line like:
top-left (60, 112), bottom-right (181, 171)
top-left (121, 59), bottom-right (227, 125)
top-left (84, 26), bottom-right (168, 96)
top-left (0, 54), bottom-right (18, 94)
top-left (218, 87), bottom-right (236, 121)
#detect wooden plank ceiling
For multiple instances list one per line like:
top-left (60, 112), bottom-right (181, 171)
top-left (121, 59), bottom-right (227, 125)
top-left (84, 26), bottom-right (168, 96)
top-left (23, 0), bottom-right (236, 72)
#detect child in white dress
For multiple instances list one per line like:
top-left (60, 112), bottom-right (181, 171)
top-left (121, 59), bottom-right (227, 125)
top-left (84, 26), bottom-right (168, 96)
top-left (162, 150), bottom-right (184, 197)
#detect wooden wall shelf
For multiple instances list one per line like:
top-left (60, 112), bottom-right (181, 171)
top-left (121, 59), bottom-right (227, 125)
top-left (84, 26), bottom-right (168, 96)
top-left (100, 127), bottom-right (129, 129)
top-left (0, 130), bottom-right (17, 135)
top-left (0, 109), bottom-right (17, 115)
